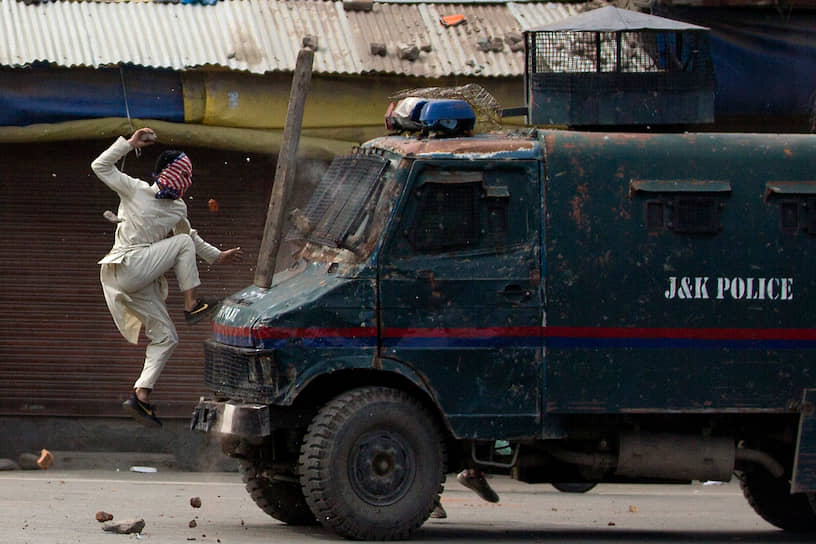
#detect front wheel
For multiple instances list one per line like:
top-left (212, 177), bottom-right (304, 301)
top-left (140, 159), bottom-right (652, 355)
top-left (299, 387), bottom-right (445, 540)
top-left (239, 459), bottom-right (317, 526)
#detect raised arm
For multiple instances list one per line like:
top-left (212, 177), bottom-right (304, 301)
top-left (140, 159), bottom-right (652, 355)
top-left (91, 128), bottom-right (157, 196)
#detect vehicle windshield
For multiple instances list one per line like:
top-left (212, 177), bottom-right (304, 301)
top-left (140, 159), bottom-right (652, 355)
top-left (287, 148), bottom-right (400, 263)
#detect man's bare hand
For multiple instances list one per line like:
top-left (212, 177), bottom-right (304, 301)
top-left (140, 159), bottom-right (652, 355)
top-left (215, 247), bottom-right (244, 265)
top-left (128, 128), bottom-right (157, 149)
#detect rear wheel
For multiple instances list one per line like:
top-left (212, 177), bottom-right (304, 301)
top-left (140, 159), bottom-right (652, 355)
top-left (299, 386), bottom-right (445, 540)
top-left (239, 459), bottom-right (317, 526)
top-left (739, 468), bottom-right (816, 532)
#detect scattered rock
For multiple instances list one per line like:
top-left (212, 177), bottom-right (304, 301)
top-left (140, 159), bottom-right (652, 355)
top-left (18, 453), bottom-right (40, 470)
top-left (190, 497), bottom-right (202, 508)
top-left (607, 521), bottom-right (616, 526)
top-left (343, 0), bottom-right (373, 11)
top-left (370, 42), bottom-right (386, 56)
top-left (398, 44), bottom-right (420, 61)
top-left (0, 459), bottom-right (20, 471)
top-left (102, 518), bottom-right (145, 534)
top-left (629, 505), bottom-right (639, 513)
top-left (302, 35), bottom-right (318, 51)
top-left (505, 31), bottom-right (523, 44)
top-left (189, 519), bottom-right (197, 528)
top-left (96, 511), bottom-right (114, 523)
top-left (37, 449), bottom-right (54, 470)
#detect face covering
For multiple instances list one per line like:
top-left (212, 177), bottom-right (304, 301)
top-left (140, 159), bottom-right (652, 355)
top-left (155, 153), bottom-right (193, 199)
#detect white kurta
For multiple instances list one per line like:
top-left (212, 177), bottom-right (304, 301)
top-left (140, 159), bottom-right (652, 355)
top-left (92, 137), bottom-right (222, 389)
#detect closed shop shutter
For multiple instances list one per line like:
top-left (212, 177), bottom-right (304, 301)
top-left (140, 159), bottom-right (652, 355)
top-left (0, 140), bottom-right (321, 418)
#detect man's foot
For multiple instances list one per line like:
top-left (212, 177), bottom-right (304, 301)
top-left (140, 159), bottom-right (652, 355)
top-left (122, 394), bottom-right (162, 428)
top-left (430, 496), bottom-right (447, 519)
top-left (457, 469), bottom-right (499, 503)
top-left (184, 298), bottom-right (221, 325)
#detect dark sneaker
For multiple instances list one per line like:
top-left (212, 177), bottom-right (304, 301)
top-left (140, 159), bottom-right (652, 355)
top-left (122, 394), bottom-right (162, 428)
top-left (430, 496), bottom-right (447, 519)
top-left (457, 470), bottom-right (500, 503)
top-left (184, 298), bottom-right (221, 325)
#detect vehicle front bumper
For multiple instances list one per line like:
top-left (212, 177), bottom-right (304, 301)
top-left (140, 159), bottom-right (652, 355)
top-left (190, 398), bottom-right (271, 439)
top-left (190, 397), bottom-right (313, 439)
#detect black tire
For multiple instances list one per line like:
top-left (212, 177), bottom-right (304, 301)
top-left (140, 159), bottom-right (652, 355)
top-left (552, 482), bottom-right (597, 493)
top-left (739, 468), bottom-right (816, 532)
top-left (299, 386), bottom-right (445, 540)
top-left (239, 459), bottom-right (317, 526)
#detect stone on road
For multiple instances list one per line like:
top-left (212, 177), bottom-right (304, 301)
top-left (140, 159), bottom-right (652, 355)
top-left (0, 470), bottom-right (800, 544)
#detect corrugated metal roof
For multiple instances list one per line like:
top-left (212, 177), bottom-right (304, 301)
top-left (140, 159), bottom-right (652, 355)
top-left (0, 0), bottom-right (585, 76)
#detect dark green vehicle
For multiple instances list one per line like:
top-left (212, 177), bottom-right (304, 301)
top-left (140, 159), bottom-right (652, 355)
top-left (191, 102), bottom-right (816, 539)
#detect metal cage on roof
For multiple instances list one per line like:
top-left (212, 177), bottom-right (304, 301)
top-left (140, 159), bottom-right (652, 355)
top-left (523, 7), bottom-right (716, 127)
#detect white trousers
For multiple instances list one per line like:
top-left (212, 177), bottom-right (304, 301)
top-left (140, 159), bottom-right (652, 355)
top-left (107, 234), bottom-right (201, 389)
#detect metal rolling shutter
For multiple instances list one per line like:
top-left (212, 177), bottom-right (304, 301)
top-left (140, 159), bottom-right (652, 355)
top-left (0, 140), bottom-right (306, 418)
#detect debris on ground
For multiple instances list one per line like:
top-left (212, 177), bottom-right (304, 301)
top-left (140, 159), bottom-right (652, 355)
top-left (129, 466), bottom-right (157, 473)
top-left (189, 519), bottom-right (197, 528)
top-left (607, 521), bottom-right (616, 526)
top-left (102, 518), bottom-right (145, 534)
top-left (37, 449), bottom-right (54, 470)
top-left (96, 511), bottom-right (114, 522)
top-left (629, 505), bottom-right (639, 513)
top-left (190, 496), bottom-right (202, 508)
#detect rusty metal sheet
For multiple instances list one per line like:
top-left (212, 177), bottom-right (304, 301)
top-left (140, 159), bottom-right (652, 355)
top-left (371, 134), bottom-right (539, 158)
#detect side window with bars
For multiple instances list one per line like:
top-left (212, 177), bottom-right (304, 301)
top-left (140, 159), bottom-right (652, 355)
top-left (630, 179), bottom-right (731, 235)
top-left (406, 169), bottom-right (511, 253)
top-left (764, 182), bottom-right (816, 236)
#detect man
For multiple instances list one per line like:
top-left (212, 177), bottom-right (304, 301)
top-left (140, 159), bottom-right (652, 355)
top-left (92, 127), bottom-right (243, 428)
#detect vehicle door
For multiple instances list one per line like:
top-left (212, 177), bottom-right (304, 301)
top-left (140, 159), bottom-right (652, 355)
top-left (378, 160), bottom-right (542, 438)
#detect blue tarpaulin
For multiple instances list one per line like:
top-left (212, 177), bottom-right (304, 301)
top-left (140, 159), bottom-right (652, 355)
top-left (655, 7), bottom-right (816, 117)
top-left (0, 66), bottom-right (184, 127)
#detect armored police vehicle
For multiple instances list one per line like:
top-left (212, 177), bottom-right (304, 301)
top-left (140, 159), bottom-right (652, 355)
top-left (191, 97), bottom-right (816, 539)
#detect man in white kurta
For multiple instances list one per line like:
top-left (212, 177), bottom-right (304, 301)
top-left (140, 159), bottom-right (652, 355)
top-left (92, 128), bottom-right (242, 426)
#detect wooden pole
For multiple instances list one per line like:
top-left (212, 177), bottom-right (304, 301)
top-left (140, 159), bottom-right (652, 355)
top-left (254, 47), bottom-right (315, 289)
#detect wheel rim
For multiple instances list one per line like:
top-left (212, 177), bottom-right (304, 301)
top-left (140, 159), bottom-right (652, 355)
top-left (349, 430), bottom-right (416, 506)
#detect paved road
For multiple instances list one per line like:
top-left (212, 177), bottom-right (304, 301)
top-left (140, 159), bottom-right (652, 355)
top-left (0, 470), bottom-right (812, 543)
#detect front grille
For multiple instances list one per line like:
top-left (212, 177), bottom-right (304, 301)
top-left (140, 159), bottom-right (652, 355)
top-left (203, 340), bottom-right (284, 403)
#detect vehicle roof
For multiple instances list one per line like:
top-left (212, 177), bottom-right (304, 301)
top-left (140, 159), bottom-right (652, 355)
top-left (366, 132), bottom-right (543, 160)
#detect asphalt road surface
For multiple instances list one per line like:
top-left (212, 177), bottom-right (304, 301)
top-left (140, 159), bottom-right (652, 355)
top-left (1, 470), bottom-right (813, 544)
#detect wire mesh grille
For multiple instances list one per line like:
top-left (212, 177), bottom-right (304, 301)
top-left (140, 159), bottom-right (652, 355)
top-left (410, 183), bottom-right (479, 251)
top-left (203, 342), bottom-right (280, 403)
top-left (292, 151), bottom-right (388, 248)
top-left (530, 30), bottom-right (698, 74)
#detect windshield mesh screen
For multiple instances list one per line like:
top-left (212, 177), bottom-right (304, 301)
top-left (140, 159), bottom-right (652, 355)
top-left (295, 151), bottom-right (388, 247)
